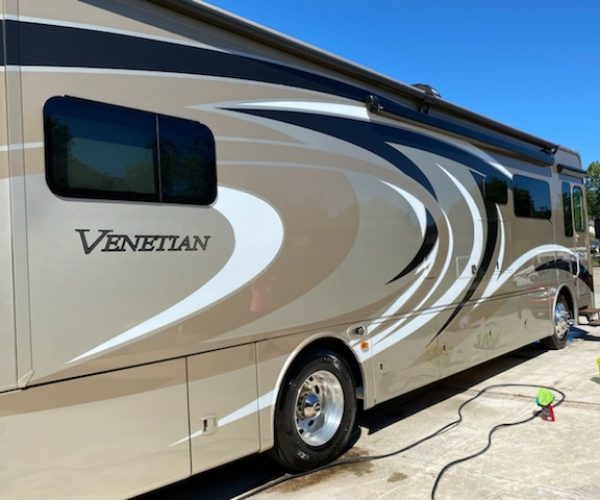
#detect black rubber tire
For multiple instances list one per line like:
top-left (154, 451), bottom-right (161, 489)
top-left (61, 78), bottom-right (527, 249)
top-left (541, 295), bottom-right (570, 350)
top-left (269, 349), bottom-right (357, 472)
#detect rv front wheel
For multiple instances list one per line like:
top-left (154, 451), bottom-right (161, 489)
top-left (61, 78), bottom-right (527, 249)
top-left (270, 349), bottom-right (357, 471)
top-left (542, 295), bottom-right (571, 350)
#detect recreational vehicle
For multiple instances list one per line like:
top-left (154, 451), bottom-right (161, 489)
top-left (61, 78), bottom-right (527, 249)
top-left (0, 0), bottom-right (591, 497)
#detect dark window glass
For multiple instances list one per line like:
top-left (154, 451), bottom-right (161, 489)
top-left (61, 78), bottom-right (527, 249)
top-left (573, 186), bottom-right (585, 233)
top-left (513, 175), bottom-right (551, 219)
top-left (44, 98), bottom-right (157, 201)
top-left (44, 96), bottom-right (216, 205)
top-left (159, 115), bottom-right (216, 204)
top-left (484, 176), bottom-right (508, 204)
top-left (562, 182), bottom-right (573, 237)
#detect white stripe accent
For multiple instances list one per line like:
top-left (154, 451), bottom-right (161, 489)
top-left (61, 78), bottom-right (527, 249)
top-left (354, 179), bottom-right (431, 336)
top-left (214, 137), bottom-right (302, 148)
top-left (368, 164), bottom-right (484, 355)
top-left (360, 245), bottom-right (436, 341)
top-left (488, 161), bottom-right (513, 180)
top-left (0, 142), bottom-right (43, 152)
top-left (14, 66), bottom-right (220, 78)
top-left (496, 206), bottom-right (506, 272)
top-left (4, 14), bottom-right (220, 51)
top-left (238, 100), bottom-right (370, 120)
top-left (169, 390), bottom-right (276, 447)
top-left (391, 208), bottom-right (454, 332)
top-left (371, 208), bottom-right (453, 346)
top-left (359, 240), bottom-right (439, 352)
top-left (381, 180), bottom-right (426, 237)
top-left (479, 244), bottom-right (576, 301)
top-left (68, 187), bottom-right (285, 363)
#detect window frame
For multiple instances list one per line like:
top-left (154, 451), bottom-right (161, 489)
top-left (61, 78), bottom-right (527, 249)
top-left (43, 96), bottom-right (217, 206)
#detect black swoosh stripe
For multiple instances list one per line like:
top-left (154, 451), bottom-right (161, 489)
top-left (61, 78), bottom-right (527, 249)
top-left (3, 20), bottom-right (553, 166)
top-left (5, 19), bottom-right (512, 327)
top-left (535, 259), bottom-right (594, 292)
top-left (227, 108), bottom-right (506, 331)
top-left (434, 175), bottom-right (499, 339)
top-left (226, 108), bottom-right (440, 283)
top-left (387, 211), bottom-right (438, 284)
top-left (226, 109), bottom-right (438, 198)
top-left (5, 21), bottom-right (367, 101)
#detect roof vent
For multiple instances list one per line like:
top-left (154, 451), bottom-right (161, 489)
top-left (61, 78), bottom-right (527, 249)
top-left (412, 83), bottom-right (441, 99)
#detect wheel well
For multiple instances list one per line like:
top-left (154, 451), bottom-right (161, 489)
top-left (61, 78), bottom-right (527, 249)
top-left (558, 286), bottom-right (575, 315)
top-left (288, 337), bottom-right (365, 406)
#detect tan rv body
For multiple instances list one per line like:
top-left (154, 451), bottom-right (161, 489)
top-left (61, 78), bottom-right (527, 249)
top-left (0, 0), bottom-right (591, 497)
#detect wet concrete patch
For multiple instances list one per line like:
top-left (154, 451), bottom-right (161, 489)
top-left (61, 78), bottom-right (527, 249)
top-left (273, 448), bottom-right (373, 493)
top-left (387, 471), bottom-right (408, 483)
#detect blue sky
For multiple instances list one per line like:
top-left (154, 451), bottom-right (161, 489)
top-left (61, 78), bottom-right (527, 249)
top-left (207, 0), bottom-right (599, 168)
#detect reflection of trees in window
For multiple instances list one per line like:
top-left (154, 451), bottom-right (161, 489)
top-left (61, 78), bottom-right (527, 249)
top-left (562, 182), bottom-right (573, 237)
top-left (513, 175), bottom-right (551, 220)
top-left (514, 186), bottom-right (533, 216)
top-left (159, 116), bottom-right (216, 204)
top-left (46, 117), bottom-right (71, 186)
top-left (45, 96), bottom-right (216, 204)
top-left (484, 177), bottom-right (508, 204)
top-left (573, 187), bottom-right (584, 232)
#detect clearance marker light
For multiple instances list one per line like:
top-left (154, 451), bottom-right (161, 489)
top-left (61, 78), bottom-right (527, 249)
top-left (360, 341), bottom-right (369, 351)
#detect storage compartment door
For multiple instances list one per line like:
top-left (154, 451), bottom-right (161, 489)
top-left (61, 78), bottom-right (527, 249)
top-left (188, 345), bottom-right (260, 473)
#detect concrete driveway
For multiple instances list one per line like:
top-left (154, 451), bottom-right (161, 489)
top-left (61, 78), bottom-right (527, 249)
top-left (246, 327), bottom-right (600, 500)
top-left (144, 324), bottom-right (600, 500)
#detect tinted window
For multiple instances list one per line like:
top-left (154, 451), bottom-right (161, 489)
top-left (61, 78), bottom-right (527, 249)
top-left (573, 186), bottom-right (585, 233)
top-left (44, 96), bottom-right (216, 205)
top-left (159, 115), bottom-right (216, 204)
top-left (513, 175), bottom-right (551, 219)
top-left (562, 182), bottom-right (573, 237)
top-left (484, 176), bottom-right (508, 204)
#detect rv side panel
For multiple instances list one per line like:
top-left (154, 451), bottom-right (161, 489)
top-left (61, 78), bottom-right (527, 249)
top-left (0, 0), bottom-right (18, 392)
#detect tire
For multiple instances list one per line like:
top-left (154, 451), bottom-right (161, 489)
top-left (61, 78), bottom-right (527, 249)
top-left (541, 294), bottom-right (571, 350)
top-left (270, 349), bottom-right (357, 471)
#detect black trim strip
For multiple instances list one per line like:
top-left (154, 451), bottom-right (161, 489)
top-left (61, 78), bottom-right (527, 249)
top-left (5, 20), bottom-right (555, 166)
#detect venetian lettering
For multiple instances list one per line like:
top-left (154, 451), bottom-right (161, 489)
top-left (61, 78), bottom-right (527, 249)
top-left (76, 229), bottom-right (212, 254)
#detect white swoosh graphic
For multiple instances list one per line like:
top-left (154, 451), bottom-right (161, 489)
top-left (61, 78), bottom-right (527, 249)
top-left (68, 187), bottom-right (285, 363)
top-left (479, 244), bottom-right (576, 301)
top-left (381, 180), bottom-right (427, 237)
top-left (365, 164), bottom-right (484, 356)
top-left (169, 390), bottom-right (276, 447)
top-left (238, 100), bottom-right (370, 120)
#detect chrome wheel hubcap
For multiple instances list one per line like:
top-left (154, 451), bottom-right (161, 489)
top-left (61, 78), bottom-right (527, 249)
top-left (295, 370), bottom-right (344, 446)
top-left (554, 301), bottom-right (570, 340)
